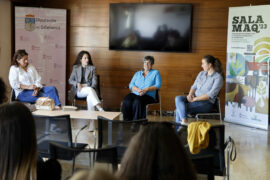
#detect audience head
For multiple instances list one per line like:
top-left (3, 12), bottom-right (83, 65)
top-left (74, 50), bottom-right (93, 66)
top-left (0, 78), bottom-right (7, 104)
top-left (0, 102), bottom-right (37, 180)
top-left (70, 168), bottom-right (118, 180)
top-left (116, 122), bottom-right (197, 180)
top-left (12, 49), bottom-right (29, 68)
top-left (202, 55), bottom-right (224, 79)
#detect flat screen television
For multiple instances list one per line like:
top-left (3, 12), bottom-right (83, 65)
top-left (109, 3), bottom-right (193, 52)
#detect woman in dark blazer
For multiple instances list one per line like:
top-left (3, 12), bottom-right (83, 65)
top-left (69, 51), bottom-right (103, 130)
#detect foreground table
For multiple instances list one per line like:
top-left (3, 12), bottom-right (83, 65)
top-left (32, 109), bottom-right (122, 120)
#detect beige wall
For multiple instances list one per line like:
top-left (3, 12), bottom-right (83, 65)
top-left (0, 0), bottom-right (11, 96)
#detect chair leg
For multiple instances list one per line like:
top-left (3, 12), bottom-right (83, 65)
top-left (145, 105), bottom-right (148, 118)
top-left (159, 104), bottom-right (162, 118)
top-left (207, 156), bottom-right (214, 180)
top-left (89, 152), bottom-right (94, 169)
top-left (226, 147), bottom-right (230, 180)
top-left (218, 98), bottom-right (222, 123)
top-left (220, 113), bottom-right (222, 124)
top-left (159, 91), bottom-right (162, 119)
top-left (93, 130), bottom-right (97, 149)
top-left (219, 111), bottom-right (223, 123)
top-left (72, 157), bottom-right (76, 174)
top-left (72, 99), bottom-right (76, 107)
top-left (112, 163), bottom-right (118, 172)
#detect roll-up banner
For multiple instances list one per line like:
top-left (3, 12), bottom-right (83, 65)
top-left (225, 5), bottom-right (270, 130)
top-left (15, 6), bottom-right (67, 104)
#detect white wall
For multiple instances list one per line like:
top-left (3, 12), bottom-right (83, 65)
top-left (0, 0), bottom-right (11, 97)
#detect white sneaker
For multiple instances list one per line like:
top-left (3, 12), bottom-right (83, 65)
top-left (181, 121), bottom-right (189, 126)
top-left (97, 107), bottom-right (105, 112)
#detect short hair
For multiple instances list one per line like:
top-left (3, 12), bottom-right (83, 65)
top-left (0, 78), bottom-right (7, 104)
top-left (73, 50), bottom-right (93, 66)
top-left (143, 55), bottom-right (155, 65)
top-left (117, 122), bottom-right (197, 180)
top-left (12, 49), bottom-right (28, 66)
top-left (0, 102), bottom-right (37, 180)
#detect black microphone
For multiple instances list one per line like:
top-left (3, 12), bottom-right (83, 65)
top-left (74, 125), bottom-right (88, 147)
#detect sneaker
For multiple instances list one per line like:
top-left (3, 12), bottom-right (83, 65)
top-left (181, 120), bottom-right (189, 126)
top-left (97, 107), bottom-right (105, 112)
top-left (55, 105), bottom-right (61, 110)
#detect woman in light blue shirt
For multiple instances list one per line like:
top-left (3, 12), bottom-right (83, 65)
top-left (175, 55), bottom-right (224, 124)
top-left (122, 56), bottom-right (162, 120)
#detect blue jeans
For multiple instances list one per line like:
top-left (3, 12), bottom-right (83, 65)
top-left (17, 86), bottom-right (61, 106)
top-left (175, 95), bottom-right (213, 123)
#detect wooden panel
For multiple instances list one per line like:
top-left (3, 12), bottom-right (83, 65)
top-left (70, 27), bottom-right (108, 47)
top-left (34, 0), bottom-right (270, 113)
top-left (69, 0), bottom-right (109, 27)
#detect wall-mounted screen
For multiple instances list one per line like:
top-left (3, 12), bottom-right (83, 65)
top-left (109, 3), bottom-right (193, 52)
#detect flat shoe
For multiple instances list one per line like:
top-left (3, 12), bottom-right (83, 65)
top-left (181, 121), bottom-right (189, 126)
top-left (55, 106), bottom-right (61, 110)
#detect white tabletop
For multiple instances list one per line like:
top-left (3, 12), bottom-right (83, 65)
top-left (32, 109), bottom-right (122, 120)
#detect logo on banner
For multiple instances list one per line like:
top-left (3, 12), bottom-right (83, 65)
top-left (25, 14), bottom-right (35, 31)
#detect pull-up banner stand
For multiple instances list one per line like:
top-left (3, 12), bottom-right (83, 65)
top-left (225, 5), bottom-right (270, 130)
top-left (15, 6), bottom-right (67, 104)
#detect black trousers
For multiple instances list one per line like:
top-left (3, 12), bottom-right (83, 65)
top-left (122, 93), bottom-right (155, 121)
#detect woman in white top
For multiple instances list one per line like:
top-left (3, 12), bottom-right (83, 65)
top-left (9, 49), bottom-right (61, 108)
top-left (69, 51), bottom-right (103, 131)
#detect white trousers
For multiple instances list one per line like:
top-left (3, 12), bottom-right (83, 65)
top-left (76, 87), bottom-right (101, 131)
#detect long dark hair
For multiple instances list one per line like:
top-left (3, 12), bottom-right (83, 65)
top-left (203, 55), bottom-right (224, 79)
top-left (0, 102), bottom-right (37, 180)
top-left (73, 51), bottom-right (93, 66)
top-left (0, 78), bottom-right (7, 104)
top-left (117, 122), bottom-right (197, 180)
top-left (12, 49), bottom-right (28, 67)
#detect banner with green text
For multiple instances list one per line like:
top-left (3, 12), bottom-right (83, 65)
top-left (225, 5), bottom-right (270, 130)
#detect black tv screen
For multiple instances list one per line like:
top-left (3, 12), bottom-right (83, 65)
top-left (109, 3), bottom-right (193, 52)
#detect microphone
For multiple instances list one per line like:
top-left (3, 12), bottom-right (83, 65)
top-left (74, 125), bottom-right (88, 147)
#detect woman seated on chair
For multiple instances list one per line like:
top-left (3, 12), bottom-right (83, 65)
top-left (0, 102), bottom-right (61, 180)
top-left (68, 50), bottom-right (103, 112)
top-left (9, 49), bottom-right (61, 109)
top-left (122, 56), bottom-right (161, 121)
top-left (69, 51), bottom-right (103, 131)
top-left (175, 55), bottom-right (224, 124)
top-left (116, 122), bottom-right (197, 180)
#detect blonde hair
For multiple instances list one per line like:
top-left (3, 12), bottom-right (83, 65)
top-left (0, 102), bottom-right (37, 180)
top-left (70, 168), bottom-right (118, 180)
